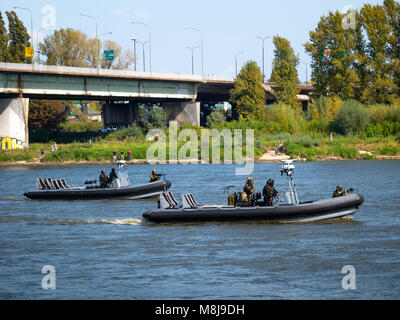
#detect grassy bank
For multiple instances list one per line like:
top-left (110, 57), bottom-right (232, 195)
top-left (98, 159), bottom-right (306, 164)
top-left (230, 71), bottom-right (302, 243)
top-left (1, 134), bottom-right (399, 164)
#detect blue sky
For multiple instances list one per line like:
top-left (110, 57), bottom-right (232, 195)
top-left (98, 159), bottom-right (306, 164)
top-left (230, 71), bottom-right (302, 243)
top-left (2, 0), bottom-right (382, 80)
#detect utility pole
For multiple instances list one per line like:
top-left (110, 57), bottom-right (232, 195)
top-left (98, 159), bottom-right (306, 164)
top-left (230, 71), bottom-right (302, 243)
top-left (185, 46), bottom-right (199, 75)
top-left (235, 52), bottom-right (244, 77)
top-left (256, 36), bottom-right (271, 82)
top-left (80, 13), bottom-right (98, 73)
top-left (185, 26), bottom-right (204, 79)
top-left (131, 38), bottom-right (138, 71)
top-left (132, 22), bottom-right (152, 74)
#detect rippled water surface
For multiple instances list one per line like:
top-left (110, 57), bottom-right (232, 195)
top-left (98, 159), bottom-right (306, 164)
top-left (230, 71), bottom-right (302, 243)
top-left (0, 161), bottom-right (399, 299)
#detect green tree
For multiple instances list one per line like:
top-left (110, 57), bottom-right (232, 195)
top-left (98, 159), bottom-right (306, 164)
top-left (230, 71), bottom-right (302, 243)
top-left (0, 11), bottom-right (7, 62)
top-left (229, 61), bottom-right (266, 120)
top-left (360, 3), bottom-right (397, 104)
top-left (305, 10), bottom-right (359, 100)
top-left (29, 100), bottom-right (67, 130)
top-left (39, 29), bottom-right (136, 70)
top-left (270, 36), bottom-right (300, 107)
top-left (5, 11), bottom-right (31, 64)
top-left (384, 0), bottom-right (400, 98)
top-left (39, 28), bottom-right (90, 67)
top-left (352, 10), bottom-right (370, 101)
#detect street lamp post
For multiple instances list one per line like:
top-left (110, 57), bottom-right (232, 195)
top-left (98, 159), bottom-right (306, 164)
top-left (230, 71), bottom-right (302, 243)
top-left (235, 52), bottom-right (244, 77)
top-left (142, 40), bottom-right (149, 72)
top-left (300, 61), bottom-right (309, 83)
top-left (132, 22), bottom-right (152, 74)
top-left (138, 40), bottom-right (149, 72)
top-left (256, 35), bottom-right (271, 82)
top-left (80, 13), bottom-right (98, 73)
top-left (131, 38), bottom-right (138, 71)
top-left (184, 26), bottom-right (204, 79)
top-left (14, 6), bottom-right (33, 68)
top-left (185, 46), bottom-right (199, 75)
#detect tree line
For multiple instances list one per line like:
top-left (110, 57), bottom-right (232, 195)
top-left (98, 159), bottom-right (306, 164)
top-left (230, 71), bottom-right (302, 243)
top-left (229, 0), bottom-right (400, 126)
top-left (0, 10), bottom-right (32, 63)
top-left (0, 10), bottom-right (135, 69)
top-left (305, 0), bottom-right (400, 104)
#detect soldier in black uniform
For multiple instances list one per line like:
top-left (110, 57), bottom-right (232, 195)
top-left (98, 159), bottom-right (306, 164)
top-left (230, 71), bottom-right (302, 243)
top-left (243, 177), bottom-right (256, 206)
top-left (109, 168), bottom-right (118, 183)
top-left (150, 169), bottom-right (161, 182)
top-left (99, 170), bottom-right (109, 188)
top-left (263, 179), bottom-right (279, 206)
top-left (333, 186), bottom-right (353, 198)
top-left (333, 186), bottom-right (344, 198)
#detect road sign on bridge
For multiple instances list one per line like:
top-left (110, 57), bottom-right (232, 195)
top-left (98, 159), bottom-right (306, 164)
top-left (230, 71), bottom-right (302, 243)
top-left (104, 50), bottom-right (115, 61)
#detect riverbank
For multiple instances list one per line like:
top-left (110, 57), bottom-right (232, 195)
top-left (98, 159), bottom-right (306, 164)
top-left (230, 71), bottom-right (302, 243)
top-left (1, 135), bottom-right (399, 165)
top-left (1, 151), bottom-right (400, 167)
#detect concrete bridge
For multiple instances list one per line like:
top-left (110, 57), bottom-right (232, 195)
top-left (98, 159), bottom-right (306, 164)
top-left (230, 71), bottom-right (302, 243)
top-left (0, 62), bottom-right (313, 149)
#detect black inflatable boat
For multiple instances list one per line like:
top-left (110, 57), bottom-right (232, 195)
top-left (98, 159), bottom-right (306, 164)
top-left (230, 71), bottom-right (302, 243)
top-left (24, 161), bottom-right (171, 200)
top-left (143, 192), bottom-right (364, 223)
top-left (143, 160), bottom-right (364, 224)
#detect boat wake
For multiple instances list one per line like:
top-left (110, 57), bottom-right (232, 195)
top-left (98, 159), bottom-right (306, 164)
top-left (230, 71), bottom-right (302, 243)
top-left (97, 218), bottom-right (143, 226)
top-left (60, 218), bottom-right (143, 226)
top-left (0, 215), bottom-right (143, 226)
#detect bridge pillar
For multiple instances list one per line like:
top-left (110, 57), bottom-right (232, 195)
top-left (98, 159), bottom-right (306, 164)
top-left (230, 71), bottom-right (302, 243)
top-left (163, 101), bottom-right (200, 126)
top-left (0, 97), bottom-right (29, 149)
top-left (103, 102), bottom-right (138, 127)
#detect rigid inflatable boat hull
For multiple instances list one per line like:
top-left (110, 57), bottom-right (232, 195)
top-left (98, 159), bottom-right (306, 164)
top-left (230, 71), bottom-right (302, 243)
top-left (24, 180), bottom-right (171, 200)
top-left (143, 193), bottom-right (364, 223)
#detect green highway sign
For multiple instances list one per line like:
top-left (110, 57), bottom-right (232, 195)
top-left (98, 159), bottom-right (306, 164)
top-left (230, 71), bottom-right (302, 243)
top-left (104, 50), bottom-right (115, 61)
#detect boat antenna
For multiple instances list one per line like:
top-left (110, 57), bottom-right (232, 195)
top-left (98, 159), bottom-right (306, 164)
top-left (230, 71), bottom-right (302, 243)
top-left (280, 160), bottom-right (299, 205)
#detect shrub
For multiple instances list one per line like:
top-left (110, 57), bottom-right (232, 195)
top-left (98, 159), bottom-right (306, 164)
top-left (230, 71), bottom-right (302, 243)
top-left (367, 104), bottom-right (390, 124)
top-left (145, 107), bottom-right (167, 129)
top-left (105, 124), bottom-right (145, 142)
top-left (29, 130), bottom-right (100, 144)
top-left (266, 104), bottom-right (306, 134)
top-left (327, 145), bottom-right (358, 159)
top-left (309, 96), bottom-right (341, 122)
top-left (387, 104), bottom-right (400, 122)
top-left (206, 111), bottom-right (226, 127)
top-left (60, 122), bottom-right (103, 133)
top-left (365, 121), bottom-right (400, 137)
top-left (305, 119), bottom-right (330, 134)
top-left (333, 100), bottom-right (370, 135)
top-left (375, 146), bottom-right (400, 156)
top-left (0, 151), bottom-right (35, 162)
top-left (295, 136), bottom-right (320, 148)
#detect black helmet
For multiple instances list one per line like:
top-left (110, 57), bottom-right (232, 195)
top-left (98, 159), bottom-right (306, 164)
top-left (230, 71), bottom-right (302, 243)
top-left (267, 179), bottom-right (274, 186)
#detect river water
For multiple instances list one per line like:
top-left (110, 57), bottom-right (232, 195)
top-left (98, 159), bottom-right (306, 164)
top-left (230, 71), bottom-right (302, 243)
top-left (0, 160), bottom-right (399, 300)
